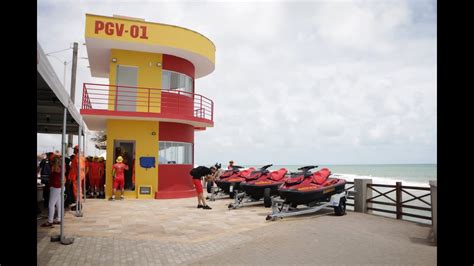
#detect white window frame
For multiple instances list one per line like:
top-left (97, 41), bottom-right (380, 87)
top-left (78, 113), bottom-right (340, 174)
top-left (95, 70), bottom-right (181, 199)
top-left (158, 141), bottom-right (193, 165)
top-left (162, 70), bottom-right (194, 95)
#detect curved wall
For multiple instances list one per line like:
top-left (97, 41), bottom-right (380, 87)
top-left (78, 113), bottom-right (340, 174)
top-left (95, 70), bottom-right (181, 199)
top-left (156, 122), bottom-right (195, 199)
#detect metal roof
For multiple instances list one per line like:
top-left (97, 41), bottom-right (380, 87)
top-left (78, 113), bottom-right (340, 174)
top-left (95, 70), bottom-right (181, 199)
top-left (37, 41), bottom-right (85, 135)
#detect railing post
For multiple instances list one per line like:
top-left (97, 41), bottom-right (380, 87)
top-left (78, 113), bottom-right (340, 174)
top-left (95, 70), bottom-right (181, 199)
top-left (115, 86), bottom-right (119, 111)
top-left (354, 178), bottom-right (372, 213)
top-left (429, 180), bottom-right (437, 245)
top-left (82, 84), bottom-right (85, 109)
top-left (200, 96), bottom-right (203, 118)
top-left (148, 88), bottom-right (150, 113)
top-left (211, 101), bottom-right (214, 121)
top-left (177, 90), bottom-right (180, 114)
top-left (396, 182), bottom-right (402, 219)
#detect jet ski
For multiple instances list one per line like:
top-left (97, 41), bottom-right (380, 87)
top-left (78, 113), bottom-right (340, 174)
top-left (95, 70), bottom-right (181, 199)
top-left (238, 164), bottom-right (288, 207)
top-left (214, 166), bottom-right (255, 197)
top-left (278, 166), bottom-right (346, 207)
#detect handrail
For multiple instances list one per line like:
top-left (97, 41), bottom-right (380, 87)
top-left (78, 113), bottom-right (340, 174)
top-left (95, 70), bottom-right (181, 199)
top-left (81, 83), bottom-right (214, 122)
top-left (341, 180), bottom-right (432, 222)
top-left (366, 182), bottom-right (431, 221)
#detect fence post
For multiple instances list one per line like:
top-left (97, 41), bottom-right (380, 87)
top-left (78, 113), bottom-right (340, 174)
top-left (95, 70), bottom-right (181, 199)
top-left (354, 178), bottom-right (372, 213)
top-left (396, 182), bottom-right (402, 219)
top-left (429, 180), bottom-right (437, 245)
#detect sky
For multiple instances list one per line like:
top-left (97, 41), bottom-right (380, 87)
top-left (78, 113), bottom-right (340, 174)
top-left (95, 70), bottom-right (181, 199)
top-left (37, 0), bottom-right (437, 165)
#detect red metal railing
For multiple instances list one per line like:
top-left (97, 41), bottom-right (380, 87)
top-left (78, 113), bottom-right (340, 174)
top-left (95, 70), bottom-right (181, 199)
top-left (81, 83), bottom-right (214, 122)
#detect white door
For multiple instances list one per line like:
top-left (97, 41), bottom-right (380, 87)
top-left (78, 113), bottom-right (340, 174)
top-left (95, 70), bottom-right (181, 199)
top-left (116, 65), bottom-right (138, 112)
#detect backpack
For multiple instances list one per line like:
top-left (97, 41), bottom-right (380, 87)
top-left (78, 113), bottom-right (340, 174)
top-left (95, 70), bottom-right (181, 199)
top-left (190, 166), bottom-right (210, 178)
top-left (40, 159), bottom-right (51, 177)
top-left (190, 167), bottom-right (199, 178)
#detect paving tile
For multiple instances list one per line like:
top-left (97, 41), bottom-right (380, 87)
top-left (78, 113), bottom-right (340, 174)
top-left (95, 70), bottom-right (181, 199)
top-left (37, 197), bottom-right (435, 265)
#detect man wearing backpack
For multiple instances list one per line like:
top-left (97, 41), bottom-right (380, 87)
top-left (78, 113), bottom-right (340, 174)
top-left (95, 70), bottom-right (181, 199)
top-left (190, 165), bottom-right (216, 210)
top-left (38, 152), bottom-right (53, 208)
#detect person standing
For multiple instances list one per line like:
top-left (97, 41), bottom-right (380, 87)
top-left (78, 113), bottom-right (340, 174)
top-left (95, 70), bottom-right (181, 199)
top-left (85, 156), bottom-right (92, 197)
top-left (228, 160), bottom-right (235, 169)
top-left (67, 143), bottom-right (74, 157)
top-left (99, 157), bottom-right (105, 198)
top-left (41, 152), bottom-right (64, 227)
top-left (89, 156), bottom-right (101, 198)
top-left (38, 152), bottom-right (53, 208)
top-left (190, 166), bottom-right (216, 209)
top-left (131, 157), bottom-right (136, 190)
top-left (69, 145), bottom-right (86, 205)
top-left (111, 156), bottom-right (129, 201)
top-left (206, 164), bottom-right (222, 194)
top-left (64, 156), bottom-right (72, 209)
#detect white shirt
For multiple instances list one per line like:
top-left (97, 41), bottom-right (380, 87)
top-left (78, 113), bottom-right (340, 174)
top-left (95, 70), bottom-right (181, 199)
top-left (67, 147), bottom-right (74, 157)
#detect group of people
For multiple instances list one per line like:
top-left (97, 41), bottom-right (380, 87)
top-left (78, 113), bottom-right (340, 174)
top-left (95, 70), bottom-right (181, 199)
top-left (37, 144), bottom-right (107, 227)
top-left (189, 160), bottom-right (235, 210)
top-left (38, 154), bottom-right (233, 222)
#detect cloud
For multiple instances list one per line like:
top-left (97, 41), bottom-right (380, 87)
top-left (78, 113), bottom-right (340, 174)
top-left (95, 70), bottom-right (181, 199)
top-left (37, 0), bottom-right (437, 165)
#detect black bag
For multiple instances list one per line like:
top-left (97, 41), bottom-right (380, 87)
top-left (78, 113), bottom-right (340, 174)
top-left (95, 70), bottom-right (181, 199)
top-left (190, 166), bottom-right (211, 178)
top-left (40, 159), bottom-right (51, 177)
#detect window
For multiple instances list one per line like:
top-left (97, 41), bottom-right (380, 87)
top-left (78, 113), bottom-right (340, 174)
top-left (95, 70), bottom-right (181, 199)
top-left (162, 70), bottom-right (193, 95)
top-left (158, 141), bottom-right (193, 164)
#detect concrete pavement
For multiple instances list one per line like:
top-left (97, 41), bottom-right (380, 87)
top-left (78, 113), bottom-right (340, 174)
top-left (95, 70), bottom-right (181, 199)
top-left (37, 196), bottom-right (436, 265)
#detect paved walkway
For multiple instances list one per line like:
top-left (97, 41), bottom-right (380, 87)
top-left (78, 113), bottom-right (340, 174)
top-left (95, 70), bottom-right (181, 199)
top-left (37, 196), bottom-right (436, 265)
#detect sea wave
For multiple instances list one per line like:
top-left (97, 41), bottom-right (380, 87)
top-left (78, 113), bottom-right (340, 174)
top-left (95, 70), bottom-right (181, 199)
top-left (331, 173), bottom-right (432, 187)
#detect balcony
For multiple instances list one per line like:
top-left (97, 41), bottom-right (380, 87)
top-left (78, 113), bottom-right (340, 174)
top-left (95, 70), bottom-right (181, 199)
top-left (80, 83), bottom-right (214, 131)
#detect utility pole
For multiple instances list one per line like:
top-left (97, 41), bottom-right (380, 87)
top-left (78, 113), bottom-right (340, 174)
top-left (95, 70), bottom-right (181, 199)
top-left (68, 42), bottom-right (79, 146)
top-left (63, 61), bottom-right (67, 90)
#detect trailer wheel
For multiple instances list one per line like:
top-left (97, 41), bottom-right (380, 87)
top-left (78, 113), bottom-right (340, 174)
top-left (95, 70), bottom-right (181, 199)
top-left (263, 188), bottom-right (272, 207)
top-left (229, 184), bottom-right (235, 198)
top-left (334, 197), bottom-right (346, 216)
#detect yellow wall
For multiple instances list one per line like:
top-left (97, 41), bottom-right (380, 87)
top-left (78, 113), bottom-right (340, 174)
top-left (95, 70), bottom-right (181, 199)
top-left (108, 49), bottom-right (162, 113)
top-left (85, 13), bottom-right (215, 65)
top-left (105, 119), bottom-right (159, 199)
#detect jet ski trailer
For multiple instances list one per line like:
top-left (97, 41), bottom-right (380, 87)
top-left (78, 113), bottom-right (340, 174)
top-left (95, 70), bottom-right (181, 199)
top-left (208, 186), bottom-right (232, 201)
top-left (266, 190), bottom-right (347, 221)
top-left (265, 166), bottom-right (347, 221)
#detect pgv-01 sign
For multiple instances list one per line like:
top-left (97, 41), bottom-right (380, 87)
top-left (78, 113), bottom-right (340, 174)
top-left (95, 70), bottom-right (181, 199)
top-left (94, 20), bottom-right (149, 39)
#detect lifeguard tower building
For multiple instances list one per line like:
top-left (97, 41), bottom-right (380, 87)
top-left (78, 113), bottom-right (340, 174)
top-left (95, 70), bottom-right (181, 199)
top-left (81, 14), bottom-right (215, 199)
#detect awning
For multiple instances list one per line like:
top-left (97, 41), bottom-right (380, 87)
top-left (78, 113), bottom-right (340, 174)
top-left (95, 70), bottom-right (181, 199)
top-left (37, 41), bottom-right (85, 134)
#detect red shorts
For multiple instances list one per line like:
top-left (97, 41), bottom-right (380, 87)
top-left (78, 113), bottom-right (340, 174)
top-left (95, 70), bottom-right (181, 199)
top-left (113, 177), bottom-right (124, 190)
top-left (192, 179), bottom-right (203, 194)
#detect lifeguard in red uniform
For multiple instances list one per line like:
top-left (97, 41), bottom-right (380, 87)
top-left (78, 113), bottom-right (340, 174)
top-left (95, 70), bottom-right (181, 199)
top-left (132, 158), bottom-right (136, 190)
top-left (89, 156), bottom-right (102, 197)
top-left (85, 156), bottom-right (92, 197)
top-left (99, 157), bottom-right (105, 197)
top-left (111, 156), bottom-right (129, 201)
top-left (69, 145), bottom-right (86, 202)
